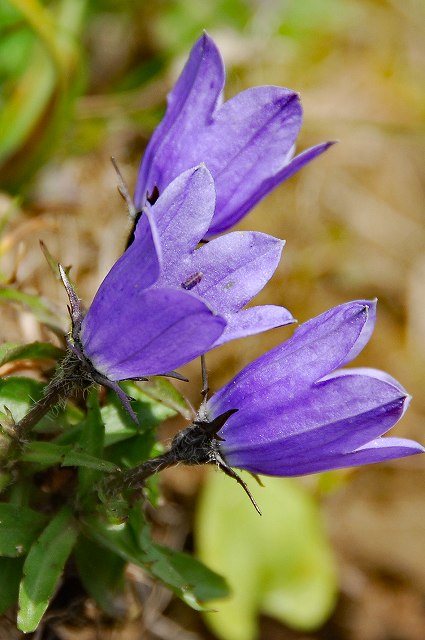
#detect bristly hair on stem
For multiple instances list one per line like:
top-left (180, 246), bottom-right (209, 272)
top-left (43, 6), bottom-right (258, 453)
top-left (114, 356), bottom-right (261, 514)
top-left (13, 349), bottom-right (93, 442)
top-left (9, 262), bottom-right (138, 443)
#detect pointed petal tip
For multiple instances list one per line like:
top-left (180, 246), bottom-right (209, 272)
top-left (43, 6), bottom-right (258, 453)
top-left (195, 30), bottom-right (222, 65)
top-left (200, 29), bottom-right (212, 44)
top-left (195, 162), bottom-right (211, 176)
top-left (346, 298), bottom-right (377, 318)
top-left (357, 436), bottom-right (425, 457)
top-left (189, 163), bottom-right (215, 187)
top-left (401, 392), bottom-right (412, 417)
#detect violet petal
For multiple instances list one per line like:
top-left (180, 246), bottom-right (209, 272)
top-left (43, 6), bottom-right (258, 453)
top-left (213, 305), bottom-right (295, 347)
top-left (219, 369), bottom-right (409, 456)
top-left (167, 231), bottom-right (285, 313)
top-left (135, 33), bottom-right (333, 235)
top-left (82, 287), bottom-right (226, 380)
top-left (81, 205), bottom-right (162, 350)
top-left (134, 33), bottom-right (224, 209)
top-left (203, 300), bottom-right (422, 476)
top-left (136, 165), bottom-right (216, 273)
top-left (208, 300), bottom-right (375, 415)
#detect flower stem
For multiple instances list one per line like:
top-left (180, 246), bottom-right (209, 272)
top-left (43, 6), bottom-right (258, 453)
top-left (120, 451), bottom-right (177, 489)
top-left (14, 350), bottom-right (91, 441)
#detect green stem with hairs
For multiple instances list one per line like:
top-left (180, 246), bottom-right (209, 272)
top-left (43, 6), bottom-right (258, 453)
top-left (14, 350), bottom-right (92, 441)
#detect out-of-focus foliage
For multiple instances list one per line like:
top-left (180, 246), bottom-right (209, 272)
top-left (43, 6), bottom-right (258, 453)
top-left (197, 472), bottom-right (337, 640)
top-left (0, 0), bottom-right (424, 638)
top-left (0, 0), bottom-right (86, 192)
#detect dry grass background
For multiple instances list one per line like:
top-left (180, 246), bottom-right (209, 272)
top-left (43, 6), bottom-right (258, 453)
top-left (1, 0), bottom-right (424, 638)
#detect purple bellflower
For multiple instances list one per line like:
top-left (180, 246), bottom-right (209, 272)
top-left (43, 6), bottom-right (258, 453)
top-left (206, 300), bottom-right (423, 477)
top-left (134, 32), bottom-right (334, 237)
top-left (63, 165), bottom-right (293, 417)
top-left (125, 300), bottom-right (423, 510)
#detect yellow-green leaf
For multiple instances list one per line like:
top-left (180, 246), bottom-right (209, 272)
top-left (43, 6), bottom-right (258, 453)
top-left (196, 472), bottom-right (338, 640)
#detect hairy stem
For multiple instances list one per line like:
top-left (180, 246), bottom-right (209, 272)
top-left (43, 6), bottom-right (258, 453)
top-left (120, 451), bottom-right (177, 489)
top-left (14, 351), bottom-right (91, 441)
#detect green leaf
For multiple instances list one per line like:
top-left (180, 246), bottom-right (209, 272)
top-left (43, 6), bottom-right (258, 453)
top-left (196, 473), bottom-right (338, 640)
top-left (18, 505), bottom-right (78, 632)
top-left (82, 507), bottom-right (228, 610)
top-left (153, 546), bottom-right (230, 605)
top-left (0, 0), bottom-right (86, 191)
top-left (102, 382), bottom-right (177, 447)
top-left (0, 343), bottom-right (19, 362)
top-left (0, 504), bottom-right (47, 557)
top-left (63, 449), bottom-right (119, 472)
top-left (77, 389), bottom-right (106, 504)
top-left (74, 536), bottom-right (127, 616)
top-left (139, 377), bottom-right (192, 420)
top-left (0, 342), bottom-right (64, 367)
top-left (0, 287), bottom-right (65, 332)
top-left (20, 441), bottom-right (119, 473)
top-left (127, 507), bottom-right (228, 606)
top-left (106, 433), bottom-right (156, 470)
top-left (0, 375), bottom-right (81, 436)
top-left (0, 377), bottom-right (43, 422)
top-left (0, 557), bottom-right (25, 615)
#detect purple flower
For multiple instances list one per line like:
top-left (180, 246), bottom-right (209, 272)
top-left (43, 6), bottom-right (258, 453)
top-left (201, 300), bottom-right (423, 476)
top-left (74, 165), bottom-right (293, 389)
top-left (134, 32), bottom-right (334, 237)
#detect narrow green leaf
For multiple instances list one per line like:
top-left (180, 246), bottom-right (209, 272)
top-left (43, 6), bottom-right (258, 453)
top-left (0, 342), bottom-right (64, 367)
top-left (0, 504), bottom-right (47, 557)
top-left (18, 506), bottom-right (78, 632)
top-left (150, 545), bottom-right (230, 607)
top-left (20, 441), bottom-right (119, 472)
top-left (0, 287), bottom-right (65, 332)
top-left (62, 449), bottom-right (119, 472)
top-left (82, 508), bottom-right (228, 610)
top-left (19, 441), bottom-right (69, 466)
top-left (0, 557), bottom-right (24, 615)
top-left (74, 536), bottom-right (127, 616)
top-left (78, 389), bottom-right (106, 502)
top-left (0, 0), bottom-right (86, 191)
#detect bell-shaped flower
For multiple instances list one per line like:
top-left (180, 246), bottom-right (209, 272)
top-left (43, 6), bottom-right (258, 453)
top-left (69, 165), bottom-right (293, 406)
top-left (134, 32), bottom-right (334, 237)
top-left (202, 300), bottom-right (423, 476)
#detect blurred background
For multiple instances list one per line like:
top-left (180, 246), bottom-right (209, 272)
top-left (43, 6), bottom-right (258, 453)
top-left (0, 0), bottom-right (424, 638)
